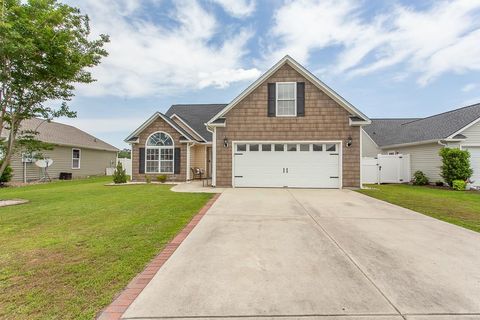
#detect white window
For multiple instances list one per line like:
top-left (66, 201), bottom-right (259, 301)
top-left (145, 132), bottom-right (174, 173)
top-left (276, 82), bottom-right (296, 116)
top-left (72, 149), bottom-right (81, 169)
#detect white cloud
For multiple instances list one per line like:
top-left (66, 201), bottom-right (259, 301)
top-left (212, 0), bottom-right (256, 18)
top-left (268, 0), bottom-right (480, 86)
top-left (70, 0), bottom-right (260, 97)
top-left (60, 117), bottom-right (147, 134)
top-left (462, 83), bottom-right (478, 92)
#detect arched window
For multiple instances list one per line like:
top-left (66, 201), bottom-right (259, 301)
top-left (145, 132), bottom-right (174, 173)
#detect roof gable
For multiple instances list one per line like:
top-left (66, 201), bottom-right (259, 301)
top-left (124, 112), bottom-right (197, 143)
top-left (207, 55), bottom-right (370, 125)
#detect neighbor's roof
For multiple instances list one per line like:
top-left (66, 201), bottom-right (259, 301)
top-left (166, 104), bottom-right (227, 141)
top-left (1, 118), bottom-right (119, 152)
top-left (364, 103), bottom-right (480, 147)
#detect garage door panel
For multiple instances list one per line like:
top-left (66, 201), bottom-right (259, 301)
top-left (233, 142), bottom-right (340, 188)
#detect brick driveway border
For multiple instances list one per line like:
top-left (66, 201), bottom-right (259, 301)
top-left (96, 193), bottom-right (221, 320)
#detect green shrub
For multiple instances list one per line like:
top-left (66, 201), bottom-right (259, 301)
top-left (452, 179), bottom-right (466, 191)
top-left (156, 175), bottom-right (167, 183)
top-left (412, 170), bottom-right (429, 185)
top-left (439, 148), bottom-right (473, 186)
top-left (0, 160), bottom-right (13, 184)
top-left (145, 175), bottom-right (151, 184)
top-left (112, 161), bottom-right (127, 184)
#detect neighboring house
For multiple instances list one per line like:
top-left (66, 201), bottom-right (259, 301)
top-left (2, 118), bottom-right (119, 182)
top-left (126, 55), bottom-right (371, 188)
top-left (362, 103), bottom-right (480, 185)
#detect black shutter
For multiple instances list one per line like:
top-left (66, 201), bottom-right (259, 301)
top-left (267, 83), bottom-right (276, 117)
top-left (297, 82), bottom-right (305, 117)
top-left (139, 148), bottom-right (145, 174)
top-left (174, 147), bottom-right (181, 174)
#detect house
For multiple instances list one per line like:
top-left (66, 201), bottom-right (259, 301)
top-left (362, 103), bottom-right (480, 186)
top-left (125, 56), bottom-right (371, 188)
top-left (2, 118), bottom-right (119, 182)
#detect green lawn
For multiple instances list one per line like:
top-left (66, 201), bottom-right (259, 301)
top-left (357, 184), bottom-right (480, 232)
top-left (0, 177), bottom-right (213, 319)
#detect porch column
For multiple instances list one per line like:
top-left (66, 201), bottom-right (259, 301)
top-left (212, 127), bottom-right (216, 186)
top-left (186, 143), bottom-right (191, 181)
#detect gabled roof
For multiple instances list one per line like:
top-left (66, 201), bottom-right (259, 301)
top-left (1, 118), bottom-right (118, 152)
top-left (207, 55), bottom-right (370, 125)
top-left (364, 103), bottom-right (480, 147)
top-left (165, 104), bottom-right (227, 141)
top-left (124, 112), bottom-right (197, 143)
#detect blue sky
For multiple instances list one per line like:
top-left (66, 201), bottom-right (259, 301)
top-left (59, 0), bottom-right (480, 149)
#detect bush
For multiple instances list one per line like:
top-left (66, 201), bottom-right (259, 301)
top-left (452, 179), bottom-right (466, 191)
top-left (412, 170), bottom-right (429, 185)
top-left (439, 148), bottom-right (473, 187)
top-left (0, 161), bottom-right (13, 185)
top-left (112, 161), bottom-right (127, 184)
top-left (145, 175), bottom-right (151, 183)
top-left (156, 175), bottom-right (167, 183)
top-left (435, 181), bottom-right (444, 187)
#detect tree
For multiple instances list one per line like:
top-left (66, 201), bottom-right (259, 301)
top-left (439, 148), bottom-right (473, 186)
top-left (112, 161), bottom-right (127, 184)
top-left (0, 0), bottom-right (109, 177)
top-left (118, 148), bottom-right (131, 159)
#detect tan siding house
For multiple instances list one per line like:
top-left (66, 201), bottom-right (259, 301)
top-left (126, 56), bottom-right (370, 188)
top-left (3, 118), bottom-right (118, 182)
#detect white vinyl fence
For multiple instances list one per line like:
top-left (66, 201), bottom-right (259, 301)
top-left (362, 154), bottom-right (411, 184)
top-left (117, 158), bottom-right (132, 177)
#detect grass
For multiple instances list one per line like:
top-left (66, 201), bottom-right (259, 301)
top-left (357, 184), bottom-right (480, 233)
top-left (0, 177), bottom-right (213, 319)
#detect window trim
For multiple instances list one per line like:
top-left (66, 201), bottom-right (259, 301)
top-left (275, 82), bottom-right (297, 117)
top-left (72, 148), bottom-right (81, 169)
top-left (145, 131), bottom-right (175, 174)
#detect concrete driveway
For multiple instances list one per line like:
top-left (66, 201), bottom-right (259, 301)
top-left (122, 188), bottom-right (480, 320)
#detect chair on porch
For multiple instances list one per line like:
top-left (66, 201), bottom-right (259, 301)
top-left (190, 167), bottom-right (204, 180)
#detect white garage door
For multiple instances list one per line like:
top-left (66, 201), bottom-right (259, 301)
top-left (465, 147), bottom-right (480, 187)
top-left (233, 142), bottom-right (340, 188)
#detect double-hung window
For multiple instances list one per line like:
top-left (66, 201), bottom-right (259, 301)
top-left (276, 82), bottom-right (296, 116)
top-left (72, 148), bottom-right (81, 169)
top-left (145, 132), bottom-right (174, 173)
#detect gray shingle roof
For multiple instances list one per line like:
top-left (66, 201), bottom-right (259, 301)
top-left (165, 104), bottom-right (227, 141)
top-left (364, 103), bottom-right (480, 147)
top-left (1, 118), bottom-right (119, 152)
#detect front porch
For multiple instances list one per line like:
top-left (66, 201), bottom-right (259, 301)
top-left (186, 143), bottom-right (212, 182)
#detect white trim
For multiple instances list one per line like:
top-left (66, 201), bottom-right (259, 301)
top-left (349, 118), bottom-right (371, 126)
top-left (275, 82), bottom-right (297, 117)
top-left (231, 140), bottom-right (343, 189)
top-left (170, 114), bottom-right (207, 142)
top-left (72, 148), bottom-right (81, 169)
top-left (207, 55), bottom-right (370, 125)
top-left (212, 127), bottom-right (217, 186)
top-left (144, 131), bottom-right (175, 174)
top-left (446, 117), bottom-right (480, 139)
top-left (460, 143), bottom-right (480, 148)
top-left (379, 139), bottom-right (440, 149)
top-left (125, 112), bottom-right (191, 143)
